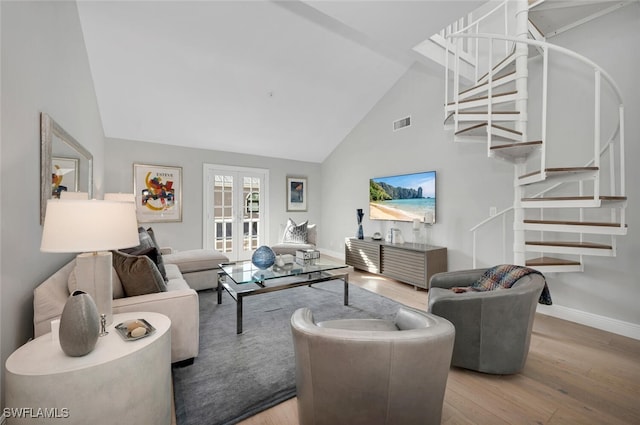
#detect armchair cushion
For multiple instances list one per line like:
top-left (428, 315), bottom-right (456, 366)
top-left (428, 267), bottom-right (546, 374)
top-left (291, 307), bottom-right (455, 425)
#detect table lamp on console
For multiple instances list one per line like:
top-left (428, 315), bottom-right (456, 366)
top-left (40, 198), bottom-right (139, 325)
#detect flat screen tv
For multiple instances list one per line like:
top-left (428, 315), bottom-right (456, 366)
top-left (369, 170), bottom-right (436, 223)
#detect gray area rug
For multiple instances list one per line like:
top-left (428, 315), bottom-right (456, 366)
top-left (172, 281), bottom-right (404, 425)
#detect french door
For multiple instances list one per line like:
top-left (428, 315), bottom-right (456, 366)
top-left (203, 164), bottom-right (269, 261)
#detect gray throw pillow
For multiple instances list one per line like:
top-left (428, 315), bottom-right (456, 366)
top-left (112, 250), bottom-right (167, 297)
top-left (122, 227), bottom-right (168, 281)
top-left (283, 219), bottom-right (308, 243)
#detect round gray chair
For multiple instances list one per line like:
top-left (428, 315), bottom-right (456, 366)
top-left (290, 306), bottom-right (455, 425)
top-left (428, 268), bottom-right (546, 374)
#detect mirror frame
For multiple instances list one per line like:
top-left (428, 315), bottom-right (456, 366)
top-left (40, 113), bottom-right (94, 224)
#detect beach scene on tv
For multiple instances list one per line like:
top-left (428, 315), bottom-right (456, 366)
top-left (369, 171), bottom-right (436, 222)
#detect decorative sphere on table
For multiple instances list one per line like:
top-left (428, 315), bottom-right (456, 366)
top-left (252, 245), bottom-right (276, 269)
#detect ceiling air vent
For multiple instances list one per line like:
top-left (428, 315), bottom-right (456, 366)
top-left (393, 116), bottom-right (411, 131)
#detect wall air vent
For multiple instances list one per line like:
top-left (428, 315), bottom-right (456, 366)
top-left (393, 116), bottom-right (411, 131)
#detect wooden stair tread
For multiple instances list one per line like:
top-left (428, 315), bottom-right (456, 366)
top-left (460, 70), bottom-right (516, 96)
top-left (519, 167), bottom-right (599, 179)
top-left (526, 257), bottom-right (581, 266)
top-left (491, 140), bottom-right (542, 151)
top-left (524, 219), bottom-right (626, 228)
top-left (458, 110), bottom-right (519, 114)
top-left (522, 196), bottom-right (627, 201)
top-left (526, 241), bottom-right (612, 249)
top-left (447, 91), bottom-right (517, 106)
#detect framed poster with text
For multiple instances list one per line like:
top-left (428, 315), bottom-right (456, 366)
top-left (133, 163), bottom-right (182, 222)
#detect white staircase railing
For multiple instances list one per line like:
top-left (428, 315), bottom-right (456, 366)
top-left (470, 138), bottom-right (625, 268)
top-left (446, 33), bottom-right (626, 203)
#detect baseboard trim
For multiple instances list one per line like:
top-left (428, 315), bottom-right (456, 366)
top-left (537, 304), bottom-right (640, 340)
top-left (319, 248), bottom-right (345, 261)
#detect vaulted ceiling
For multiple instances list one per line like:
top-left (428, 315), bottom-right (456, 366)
top-left (77, 0), bottom-right (484, 163)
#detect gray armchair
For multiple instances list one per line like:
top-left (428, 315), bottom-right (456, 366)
top-left (427, 268), bottom-right (545, 374)
top-left (291, 306), bottom-right (455, 425)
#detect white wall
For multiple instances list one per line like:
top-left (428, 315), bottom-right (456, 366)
top-left (321, 5), bottom-right (640, 333)
top-left (320, 62), bottom-right (514, 265)
top-left (104, 138), bottom-right (321, 251)
top-left (528, 5), bottom-right (640, 330)
top-left (0, 0), bottom-right (104, 406)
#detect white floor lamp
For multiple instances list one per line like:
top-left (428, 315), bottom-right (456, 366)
top-left (40, 199), bottom-right (139, 325)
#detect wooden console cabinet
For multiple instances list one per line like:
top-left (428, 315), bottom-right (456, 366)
top-left (345, 237), bottom-right (447, 289)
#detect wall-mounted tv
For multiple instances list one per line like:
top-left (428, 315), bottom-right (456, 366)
top-left (369, 170), bottom-right (436, 223)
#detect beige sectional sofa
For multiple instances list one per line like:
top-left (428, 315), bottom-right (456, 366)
top-left (33, 248), bottom-right (228, 364)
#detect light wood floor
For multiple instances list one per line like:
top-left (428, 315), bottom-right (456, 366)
top-left (238, 267), bottom-right (640, 425)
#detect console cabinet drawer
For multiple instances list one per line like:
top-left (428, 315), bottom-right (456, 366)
top-left (381, 246), bottom-right (426, 287)
top-left (345, 238), bottom-right (447, 289)
top-left (345, 238), bottom-right (380, 273)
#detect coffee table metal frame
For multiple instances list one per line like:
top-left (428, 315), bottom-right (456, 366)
top-left (217, 263), bottom-right (349, 334)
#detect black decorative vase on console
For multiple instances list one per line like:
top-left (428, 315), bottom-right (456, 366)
top-left (356, 209), bottom-right (364, 239)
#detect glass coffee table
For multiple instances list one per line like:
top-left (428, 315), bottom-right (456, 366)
top-left (217, 261), bottom-right (349, 334)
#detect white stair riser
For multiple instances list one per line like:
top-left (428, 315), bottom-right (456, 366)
top-left (525, 244), bottom-right (614, 256)
top-left (519, 170), bottom-right (599, 187)
top-left (455, 113), bottom-right (522, 122)
top-left (446, 93), bottom-right (518, 112)
top-left (523, 223), bottom-right (627, 235)
top-left (528, 264), bottom-right (584, 273)
top-left (521, 199), bottom-right (601, 208)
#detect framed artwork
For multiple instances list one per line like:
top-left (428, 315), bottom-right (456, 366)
top-left (286, 176), bottom-right (307, 212)
top-left (133, 163), bottom-right (183, 222)
top-left (51, 157), bottom-right (79, 198)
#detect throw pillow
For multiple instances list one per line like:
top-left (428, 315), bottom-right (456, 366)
top-left (112, 250), bottom-right (167, 297)
top-left (283, 219), bottom-right (308, 244)
top-left (122, 227), bottom-right (168, 281)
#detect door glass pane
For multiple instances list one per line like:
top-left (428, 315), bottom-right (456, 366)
top-left (242, 176), bottom-right (261, 251)
top-left (213, 174), bottom-right (234, 254)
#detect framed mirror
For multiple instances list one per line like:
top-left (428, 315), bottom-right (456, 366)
top-left (40, 113), bottom-right (93, 224)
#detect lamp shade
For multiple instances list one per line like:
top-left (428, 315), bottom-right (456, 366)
top-left (41, 199), bottom-right (139, 253)
top-left (104, 193), bottom-right (135, 202)
top-left (60, 192), bottom-right (89, 200)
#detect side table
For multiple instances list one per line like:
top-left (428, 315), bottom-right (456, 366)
top-left (5, 312), bottom-right (171, 424)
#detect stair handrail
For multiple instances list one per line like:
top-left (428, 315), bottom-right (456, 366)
top-left (448, 32), bottom-right (626, 199)
top-left (456, 33), bottom-right (627, 268)
top-left (449, 33), bottom-right (624, 114)
top-left (450, 0), bottom-right (512, 82)
top-left (469, 206), bottom-right (514, 268)
top-left (444, 1), bottom-right (511, 119)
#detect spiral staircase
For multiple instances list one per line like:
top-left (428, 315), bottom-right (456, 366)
top-left (436, 0), bottom-right (628, 273)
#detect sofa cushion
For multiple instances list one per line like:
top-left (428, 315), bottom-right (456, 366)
top-left (283, 218), bottom-right (308, 243)
top-left (122, 227), bottom-right (168, 281)
top-left (163, 249), bottom-right (227, 274)
top-left (112, 250), bottom-right (167, 297)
